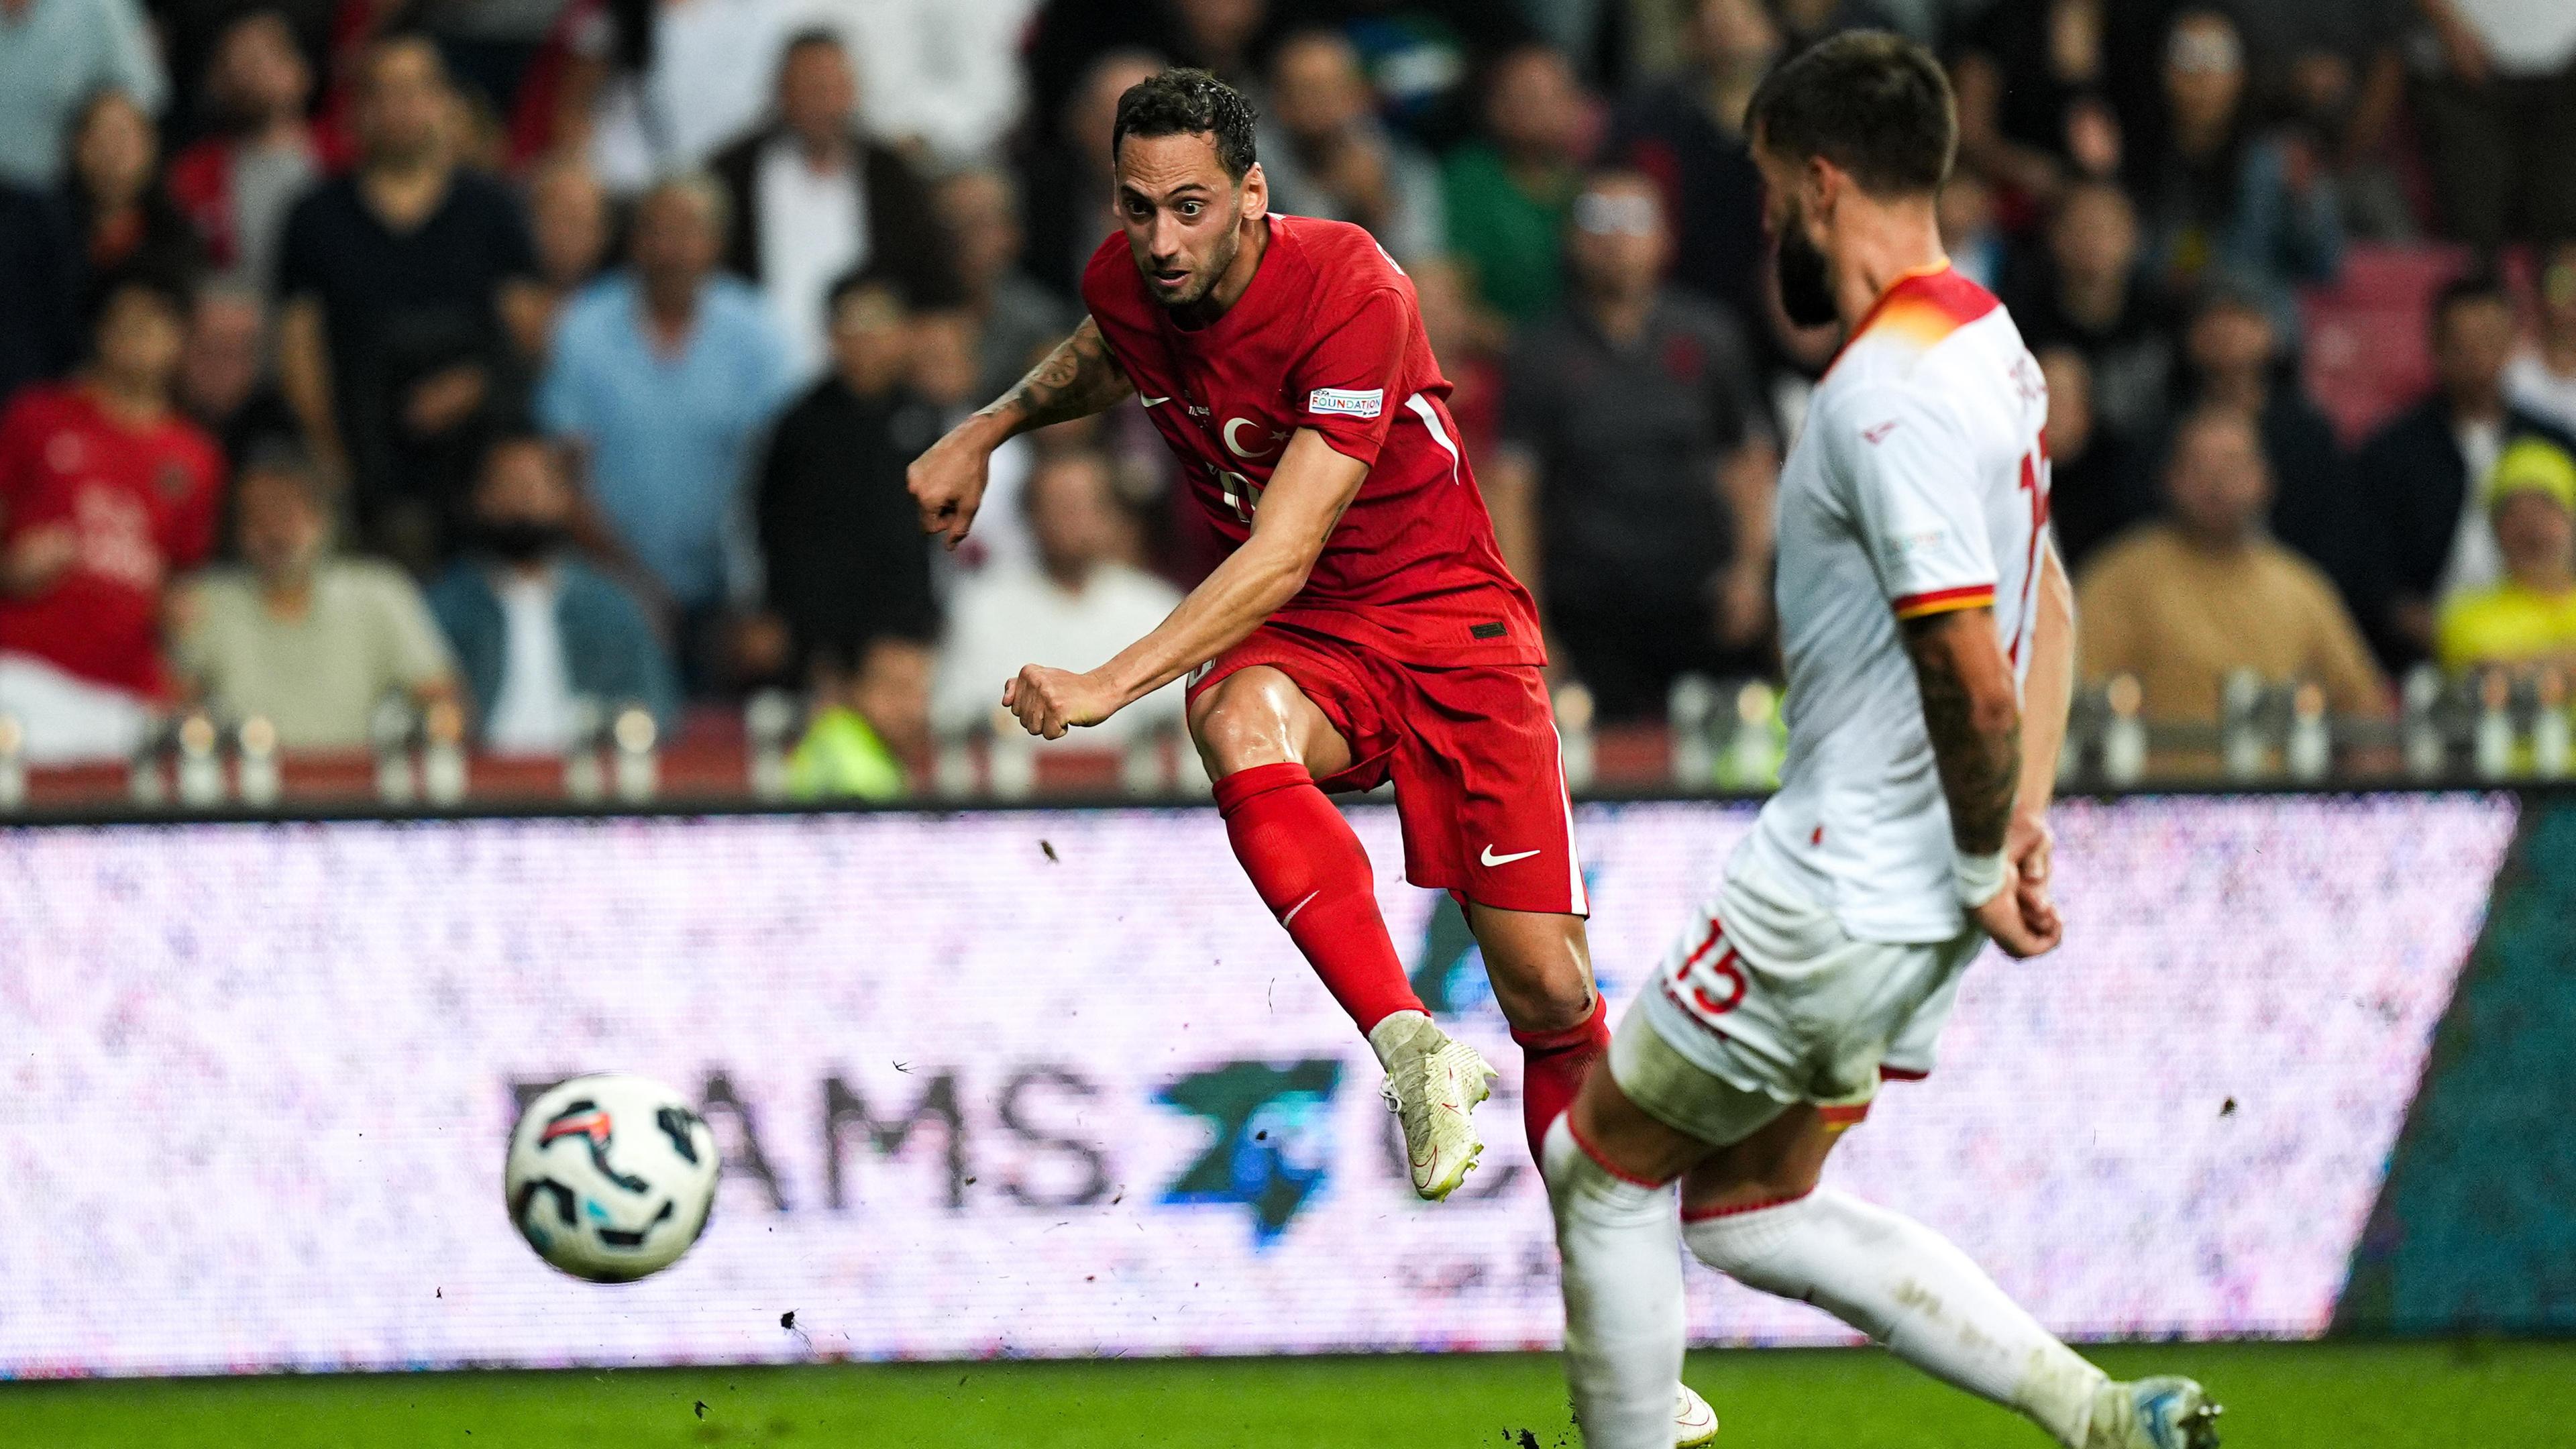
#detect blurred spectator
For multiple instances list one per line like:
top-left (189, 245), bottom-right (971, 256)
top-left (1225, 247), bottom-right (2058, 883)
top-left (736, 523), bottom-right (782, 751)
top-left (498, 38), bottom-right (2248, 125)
top-left (568, 0), bottom-right (810, 194)
top-left (1022, 48), bottom-right (1167, 299)
top-left (167, 11), bottom-right (324, 297)
top-left (2135, 8), bottom-right (2343, 335)
top-left (2174, 286), bottom-right (2347, 575)
top-left (1949, 0), bottom-right (2130, 209)
top-left (1938, 169), bottom-right (2008, 292)
top-left (507, 154), bottom-right (615, 361)
top-left (2506, 239), bottom-right (2576, 437)
top-left (428, 430), bottom-right (677, 750)
top-left (176, 282), bottom-right (299, 466)
top-left (427, 0), bottom-right (569, 120)
top-left (2351, 275), bottom-right (2576, 665)
top-left (1603, 0), bottom-right (1775, 339)
top-left (0, 270), bottom-right (221, 763)
top-left (931, 447), bottom-right (1184, 749)
top-left (2035, 344), bottom-right (2137, 570)
top-left (1770, 0), bottom-right (1906, 50)
top-left (788, 633), bottom-right (925, 798)
top-left (57, 90), bottom-right (209, 291)
top-left (2076, 405), bottom-right (2385, 725)
top-left (0, 181), bottom-right (82, 408)
top-left (756, 266), bottom-right (938, 682)
top-left (1999, 180), bottom-right (2174, 446)
top-left (708, 28), bottom-right (955, 380)
top-left (1256, 28), bottom-right (1446, 264)
top-left (1411, 255), bottom-right (1504, 462)
top-left (1493, 170), bottom-right (1775, 721)
top-left (539, 174), bottom-right (792, 627)
top-left (176, 445), bottom-right (458, 748)
top-left (2409, 0), bottom-right (2576, 250)
top-left (2436, 439), bottom-right (2576, 676)
top-left (934, 167), bottom-right (1078, 406)
top-left (2230, 0), bottom-right (2413, 239)
top-left (810, 0), bottom-right (1036, 166)
top-left (0, 0), bottom-right (167, 189)
top-left (1442, 42), bottom-right (1591, 327)
top-left (275, 35), bottom-right (539, 567)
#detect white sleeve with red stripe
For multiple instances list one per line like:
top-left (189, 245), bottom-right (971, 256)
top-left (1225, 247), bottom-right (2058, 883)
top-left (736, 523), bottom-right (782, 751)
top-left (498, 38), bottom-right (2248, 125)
top-left (1826, 379), bottom-right (1999, 621)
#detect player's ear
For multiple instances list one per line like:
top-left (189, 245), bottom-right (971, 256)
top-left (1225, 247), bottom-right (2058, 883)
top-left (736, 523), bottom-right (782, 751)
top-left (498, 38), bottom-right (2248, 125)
top-left (1240, 160), bottom-right (1269, 221)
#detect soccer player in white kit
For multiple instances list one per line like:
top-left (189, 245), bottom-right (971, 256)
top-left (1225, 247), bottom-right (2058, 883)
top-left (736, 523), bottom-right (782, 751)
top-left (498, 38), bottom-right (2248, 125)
top-left (1538, 34), bottom-right (2222, 1449)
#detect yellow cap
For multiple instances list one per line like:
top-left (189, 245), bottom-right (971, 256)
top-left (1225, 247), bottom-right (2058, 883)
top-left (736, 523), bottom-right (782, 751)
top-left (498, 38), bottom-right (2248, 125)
top-left (2487, 438), bottom-right (2576, 515)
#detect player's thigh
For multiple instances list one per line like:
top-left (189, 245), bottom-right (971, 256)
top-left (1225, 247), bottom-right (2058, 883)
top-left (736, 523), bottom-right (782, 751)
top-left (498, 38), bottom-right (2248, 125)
top-left (1462, 901), bottom-right (1595, 1032)
top-left (1679, 1104), bottom-right (1844, 1216)
top-left (1565, 1040), bottom-right (1721, 1187)
top-left (1187, 664), bottom-right (1357, 779)
top-left (1399, 665), bottom-right (1589, 916)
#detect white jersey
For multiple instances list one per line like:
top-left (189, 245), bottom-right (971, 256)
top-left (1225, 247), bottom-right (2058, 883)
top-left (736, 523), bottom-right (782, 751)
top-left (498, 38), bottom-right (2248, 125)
top-left (1735, 266), bottom-right (2049, 944)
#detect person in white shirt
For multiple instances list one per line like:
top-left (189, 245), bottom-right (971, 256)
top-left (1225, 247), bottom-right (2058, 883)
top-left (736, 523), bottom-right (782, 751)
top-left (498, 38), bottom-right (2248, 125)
top-left (1540, 34), bottom-right (2218, 1449)
top-left (803, 0), bottom-right (1036, 167)
top-left (931, 447), bottom-right (1183, 750)
top-left (706, 28), bottom-right (957, 381)
top-left (2506, 240), bottom-right (2576, 438)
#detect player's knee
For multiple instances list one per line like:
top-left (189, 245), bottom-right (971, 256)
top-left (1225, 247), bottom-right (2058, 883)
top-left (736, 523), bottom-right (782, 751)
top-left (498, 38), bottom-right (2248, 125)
top-left (1188, 671), bottom-right (1306, 776)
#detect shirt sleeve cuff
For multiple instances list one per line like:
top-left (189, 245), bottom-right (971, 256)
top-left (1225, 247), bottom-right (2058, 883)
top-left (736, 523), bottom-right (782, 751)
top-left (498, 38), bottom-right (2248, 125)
top-left (1890, 584), bottom-right (1996, 621)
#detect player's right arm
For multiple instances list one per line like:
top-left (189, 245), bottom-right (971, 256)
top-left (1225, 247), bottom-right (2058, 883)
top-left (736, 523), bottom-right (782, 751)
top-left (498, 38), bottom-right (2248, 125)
top-left (906, 316), bottom-right (1133, 548)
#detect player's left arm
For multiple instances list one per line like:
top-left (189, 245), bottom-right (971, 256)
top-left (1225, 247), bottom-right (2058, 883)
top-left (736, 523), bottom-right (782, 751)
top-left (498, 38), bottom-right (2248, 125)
top-left (2008, 539), bottom-right (2076, 902)
top-left (1004, 430), bottom-right (1364, 739)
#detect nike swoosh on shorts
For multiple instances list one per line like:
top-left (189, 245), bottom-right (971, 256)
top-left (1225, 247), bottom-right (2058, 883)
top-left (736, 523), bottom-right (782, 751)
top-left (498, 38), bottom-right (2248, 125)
top-left (1481, 846), bottom-right (1542, 867)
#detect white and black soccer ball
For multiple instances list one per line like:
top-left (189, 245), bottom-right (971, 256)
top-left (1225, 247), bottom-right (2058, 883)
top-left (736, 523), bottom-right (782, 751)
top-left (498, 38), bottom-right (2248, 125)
top-left (504, 1073), bottom-right (718, 1283)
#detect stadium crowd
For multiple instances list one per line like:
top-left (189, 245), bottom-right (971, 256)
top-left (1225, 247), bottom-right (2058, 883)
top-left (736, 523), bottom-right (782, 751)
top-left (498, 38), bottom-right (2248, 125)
top-left (2, 0), bottom-right (2575, 794)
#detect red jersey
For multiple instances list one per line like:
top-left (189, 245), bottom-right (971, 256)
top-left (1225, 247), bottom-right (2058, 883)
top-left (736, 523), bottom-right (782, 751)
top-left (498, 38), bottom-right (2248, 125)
top-left (1081, 215), bottom-right (1542, 667)
top-left (0, 385), bottom-right (223, 698)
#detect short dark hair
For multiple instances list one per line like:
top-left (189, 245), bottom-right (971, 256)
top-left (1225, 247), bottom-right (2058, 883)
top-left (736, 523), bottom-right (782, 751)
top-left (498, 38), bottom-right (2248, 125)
top-left (826, 260), bottom-right (914, 319)
top-left (1112, 68), bottom-right (1258, 180)
top-left (1746, 31), bottom-right (1955, 197)
top-left (84, 263), bottom-right (192, 336)
top-left (2433, 271), bottom-right (2512, 333)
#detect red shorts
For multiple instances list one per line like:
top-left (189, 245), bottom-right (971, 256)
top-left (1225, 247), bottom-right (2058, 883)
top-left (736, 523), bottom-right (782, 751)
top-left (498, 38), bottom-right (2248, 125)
top-left (1188, 622), bottom-right (1589, 916)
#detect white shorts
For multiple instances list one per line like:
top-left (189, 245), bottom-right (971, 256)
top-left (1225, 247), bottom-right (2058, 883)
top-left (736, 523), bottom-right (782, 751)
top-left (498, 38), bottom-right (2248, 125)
top-left (1616, 856), bottom-right (1985, 1147)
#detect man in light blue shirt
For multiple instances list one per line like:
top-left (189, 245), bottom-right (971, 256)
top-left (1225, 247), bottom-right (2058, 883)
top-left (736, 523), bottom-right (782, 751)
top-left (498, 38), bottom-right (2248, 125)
top-left (0, 0), bottom-right (166, 187)
top-left (538, 174), bottom-right (794, 619)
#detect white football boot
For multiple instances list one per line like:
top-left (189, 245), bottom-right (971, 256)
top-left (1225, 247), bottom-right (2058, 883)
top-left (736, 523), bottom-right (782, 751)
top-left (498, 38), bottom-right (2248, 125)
top-left (2086, 1377), bottom-right (2222, 1449)
top-left (1673, 1384), bottom-right (1719, 1446)
top-left (1368, 1012), bottom-right (1495, 1201)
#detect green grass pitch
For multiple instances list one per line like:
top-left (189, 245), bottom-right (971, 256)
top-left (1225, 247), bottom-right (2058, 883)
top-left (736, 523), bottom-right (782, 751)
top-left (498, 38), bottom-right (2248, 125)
top-left (5, 1341), bottom-right (2569, 1447)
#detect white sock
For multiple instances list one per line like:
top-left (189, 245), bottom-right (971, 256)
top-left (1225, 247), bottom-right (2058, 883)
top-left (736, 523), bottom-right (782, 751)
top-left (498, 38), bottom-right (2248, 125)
top-left (1541, 1116), bottom-right (1686, 1449)
top-left (1684, 1187), bottom-right (2106, 1448)
top-left (1365, 1009), bottom-right (1436, 1069)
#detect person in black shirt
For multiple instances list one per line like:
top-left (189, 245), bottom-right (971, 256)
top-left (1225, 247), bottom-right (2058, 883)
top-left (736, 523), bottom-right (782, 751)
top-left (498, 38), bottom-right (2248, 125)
top-left (2169, 286), bottom-right (2350, 580)
top-left (1490, 170), bottom-right (1776, 722)
top-left (756, 264), bottom-right (941, 683)
top-left (0, 180), bottom-right (80, 411)
top-left (1602, 0), bottom-right (1777, 354)
top-left (274, 34), bottom-right (537, 570)
top-left (1998, 180), bottom-right (2177, 447)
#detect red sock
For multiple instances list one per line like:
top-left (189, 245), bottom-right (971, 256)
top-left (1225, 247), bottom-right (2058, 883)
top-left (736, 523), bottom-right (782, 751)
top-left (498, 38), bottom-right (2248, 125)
top-left (1214, 761), bottom-right (1425, 1034)
top-left (1513, 995), bottom-right (1610, 1161)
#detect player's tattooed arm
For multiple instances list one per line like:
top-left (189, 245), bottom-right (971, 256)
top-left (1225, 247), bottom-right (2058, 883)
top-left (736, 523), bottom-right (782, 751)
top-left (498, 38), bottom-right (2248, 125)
top-left (1900, 608), bottom-right (2022, 855)
top-left (977, 317), bottom-right (1134, 435)
top-left (912, 317), bottom-right (1132, 547)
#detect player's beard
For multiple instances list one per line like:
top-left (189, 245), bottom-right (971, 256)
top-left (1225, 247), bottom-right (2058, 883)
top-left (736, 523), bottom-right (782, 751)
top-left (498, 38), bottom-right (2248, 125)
top-left (1775, 222), bottom-right (1839, 329)
top-left (1155, 215), bottom-right (1243, 312)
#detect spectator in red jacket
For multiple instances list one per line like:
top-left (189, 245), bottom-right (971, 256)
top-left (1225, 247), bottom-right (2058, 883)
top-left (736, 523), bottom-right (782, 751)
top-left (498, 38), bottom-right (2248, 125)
top-left (0, 268), bottom-right (223, 761)
top-left (166, 10), bottom-right (331, 298)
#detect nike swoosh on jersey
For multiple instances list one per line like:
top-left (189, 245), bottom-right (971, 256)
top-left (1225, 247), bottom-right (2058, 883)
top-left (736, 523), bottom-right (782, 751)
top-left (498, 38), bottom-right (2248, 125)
top-left (1140, 395), bottom-right (1171, 407)
top-left (1480, 846), bottom-right (1542, 867)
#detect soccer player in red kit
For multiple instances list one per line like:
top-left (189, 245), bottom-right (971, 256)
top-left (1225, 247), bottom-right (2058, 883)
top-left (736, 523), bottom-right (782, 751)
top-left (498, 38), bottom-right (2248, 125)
top-left (909, 70), bottom-right (1628, 1236)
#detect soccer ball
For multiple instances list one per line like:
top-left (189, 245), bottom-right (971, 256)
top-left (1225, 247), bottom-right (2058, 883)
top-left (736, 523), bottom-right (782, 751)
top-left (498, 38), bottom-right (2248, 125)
top-left (504, 1073), bottom-right (719, 1283)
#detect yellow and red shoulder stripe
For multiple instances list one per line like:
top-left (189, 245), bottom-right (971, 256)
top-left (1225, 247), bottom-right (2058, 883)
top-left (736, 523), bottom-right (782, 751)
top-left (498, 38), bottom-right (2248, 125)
top-left (1891, 584), bottom-right (1996, 620)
